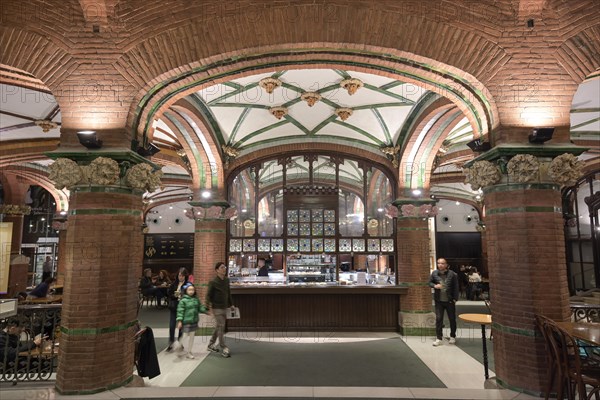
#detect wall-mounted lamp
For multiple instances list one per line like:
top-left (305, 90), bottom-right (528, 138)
top-left (466, 138), bottom-right (491, 152)
top-left (137, 143), bottom-right (161, 157)
top-left (528, 127), bottom-right (554, 144)
top-left (77, 130), bottom-right (102, 149)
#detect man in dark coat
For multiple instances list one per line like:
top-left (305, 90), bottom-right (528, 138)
top-left (429, 258), bottom-right (460, 346)
top-left (0, 321), bottom-right (43, 365)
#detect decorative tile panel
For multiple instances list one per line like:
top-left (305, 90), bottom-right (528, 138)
top-left (229, 239), bottom-right (242, 252)
top-left (287, 210), bottom-right (298, 223)
top-left (287, 223), bottom-right (298, 236)
top-left (299, 223), bottom-right (311, 236)
top-left (381, 239), bottom-right (394, 252)
top-left (324, 209), bottom-right (335, 222)
top-left (353, 239), bottom-right (365, 252)
top-left (312, 209), bottom-right (323, 222)
top-left (367, 239), bottom-right (380, 252)
top-left (299, 209), bottom-right (311, 222)
top-left (271, 239), bottom-right (284, 252)
top-left (312, 223), bottom-right (323, 236)
top-left (324, 239), bottom-right (336, 252)
top-left (312, 239), bottom-right (323, 252)
top-left (287, 239), bottom-right (298, 252)
top-left (299, 238), bottom-right (311, 252)
top-left (258, 239), bottom-right (271, 252)
top-left (324, 223), bottom-right (336, 236)
top-left (339, 238), bottom-right (351, 252)
top-left (243, 239), bottom-right (256, 252)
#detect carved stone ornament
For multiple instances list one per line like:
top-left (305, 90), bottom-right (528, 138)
top-left (463, 160), bottom-right (502, 190)
top-left (259, 77), bottom-right (282, 94)
top-left (384, 203), bottom-right (398, 218)
top-left (507, 154), bottom-right (540, 183)
top-left (269, 106), bottom-right (288, 120)
top-left (49, 158), bottom-right (83, 190)
top-left (0, 204), bottom-right (32, 215)
top-left (222, 145), bottom-right (240, 158)
top-left (34, 119), bottom-right (58, 133)
top-left (300, 92), bottom-right (322, 107)
top-left (335, 107), bottom-right (353, 121)
top-left (125, 163), bottom-right (163, 192)
top-left (340, 78), bottom-right (364, 95)
top-left (400, 204), bottom-right (438, 218)
top-left (548, 153), bottom-right (584, 187)
top-left (380, 145), bottom-right (400, 168)
top-left (86, 157), bottom-right (120, 185)
top-left (186, 206), bottom-right (237, 221)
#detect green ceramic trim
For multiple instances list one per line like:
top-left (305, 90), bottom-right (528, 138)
top-left (570, 130), bottom-right (600, 137)
top-left (44, 149), bottom-right (154, 167)
top-left (331, 120), bottom-right (386, 146)
top-left (486, 206), bottom-right (561, 215)
top-left (570, 107), bottom-right (600, 113)
top-left (60, 319), bottom-right (138, 336)
top-left (163, 111), bottom-right (206, 187)
top-left (285, 115), bottom-right (311, 135)
top-left (135, 52), bottom-right (489, 144)
top-left (491, 322), bottom-right (537, 337)
top-left (236, 120), bottom-right (290, 146)
top-left (496, 378), bottom-right (544, 397)
top-left (188, 93), bottom-right (227, 147)
top-left (362, 83), bottom-right (414, 104)
top-left (464, 143), bottom-right (589, 167)
top-left (379, 80), bottom-right (405, 90)
top-left (72, 186), bottom-right (141, 195)
top-left (229, 108), bottom-right (252, 145)
top-left (195, 228), bottom-right (226, 232)
top-left (69, 209), bottom-right (142, 216)
top-left (371, 108), bottom-right (392, 144)
top-left (483, 183), bottom-right (560, 193)
top-left (56, 375), bottom-right (133, 396)
top-left (396, 92), bottom-right (440, 149)
top-left (211, 102), bottom-right (270, 110)
top-left (208, 82), bottom-right (260, 105)
top-left (400, 327), bottom-right (436, 337)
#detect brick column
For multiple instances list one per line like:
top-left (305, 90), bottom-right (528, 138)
top-left (394, 200), bottom-right (436, 336)
top-left (52, 217), bottom-right (68, 284)
top-left (464, 148), bottom-right (584, 394)
top-left (55, 187), bottom-right (143, 394)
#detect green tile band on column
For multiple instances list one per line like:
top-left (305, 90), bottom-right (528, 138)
top-left (69, 209), bottom-right (142, 216)
top-left (491, 322), bottom-right (537, 337)
top-left (60, 319), bottom-right (138, 336)
top-left (195, 229), bottom-right (226, 233)
top-left (486, 206), bottom-right (561, 215)
top-left (56, 375), bottom-right (134, 395)
top-left (483, 183), bottom-right (560, 194)
top-left (496, 377), bottom-right (544, 398)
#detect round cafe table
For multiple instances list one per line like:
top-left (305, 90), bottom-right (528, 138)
top-left (459, 313), bottom-right (492, 379)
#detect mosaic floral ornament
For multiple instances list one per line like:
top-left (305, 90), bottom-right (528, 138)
top-left (400, 204), bottom-right (416, 217)
top-left (419, 204), bottom-right (438, 217)
top-left (206, 206), bottom-right (222, 218)
top-left (184, 208), bottom-right (195, 220)
top-left (125, 163), bottom-right (163, 192)
top-left (87, 157), bottom-right (120, 185)
top-left (463, 160), bottom-right (501, 190)
top-left (0, 204), bottom-right (31, 215)
top-left (548, 153), bottom-right (583, 187)
top-left (384, 203), bottom-right (398, 218)
top-left (507, 154), bottom-right (539, 183)
top-left (49, 158), bottom-right (83, 189)
top-left (224, 207), bottom-right (237, 220)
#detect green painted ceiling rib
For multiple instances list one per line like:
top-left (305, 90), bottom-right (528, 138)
top-left (238, 134), bottom-right (381, 153)
top-left (331, 120), bottom-right (385, 146)
top-left (280, 82), bottom-right (305, 94)
top-left (362, 83), bottom-right (414, 104)
top-left (371, 109), bottom-right (392, 144)
top-left (211, 103), bottom-right (270, 109)
top-left (163, 111), bottom-right (206, 187)
top-left (271, 71), bottom-right (287, 79)
top-left (229, 108), bottom-right (252, 145)
top-left (188, 93), bottom-right (226, 146)
top-left (352, 102), bottom-right (412, 110)
top-left (310, 115), bottom-right (338, 136)
top-left (570, 131), bottom-right (600, 137)
top-left (379, 81), bottom-right (405, 91)
top-left (333, 70), bottom-right (351, 79)
top-left (395, 92), bottom-right (439, 148)
top-left (446, 122), bottom-right (471, 140)
top-left (571, 117), bottom-right (600, 130)
top-left (284, 115), bottom-right (311, 135)
top-left (570, 108), bottom-right (600, 113)
top-left (235, 120), bottom-right (290, 146)
top-left (223, 81), bottom-right (244, 90)
top-left (207, 82), bottom-right (260, 105)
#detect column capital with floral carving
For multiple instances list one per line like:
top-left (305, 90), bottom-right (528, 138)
top-left (391, 198), bottom-right (438, 219)
top-left (186, 199), bottom-right (237, 221)
top-left (0, 204), bottom-right (32, 216)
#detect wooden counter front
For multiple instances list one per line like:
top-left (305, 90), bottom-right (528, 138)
top-left (228, 286), bottom-right (408, 332)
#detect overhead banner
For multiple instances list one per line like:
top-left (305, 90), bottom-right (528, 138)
top-left (0, 223), bottom-right (13, 294)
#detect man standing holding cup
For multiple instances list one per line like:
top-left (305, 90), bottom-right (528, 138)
top-left (429, 258), bottom-right (459, 346)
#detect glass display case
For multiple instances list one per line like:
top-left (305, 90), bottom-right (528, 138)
top-left (286, 254), bottom-right (336, 285)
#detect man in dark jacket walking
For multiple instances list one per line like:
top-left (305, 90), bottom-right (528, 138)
top-left (429, 258), bottom-right (459, 346)
top-left (206, 262), bottom-right (235, 357)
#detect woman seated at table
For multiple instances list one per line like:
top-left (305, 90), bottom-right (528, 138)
top-left (157, 269), bottom-right (172, 287)
top-left (27, 277), bottom-right (55, 299)
top-left (139, 268), bottom-right (166, 305)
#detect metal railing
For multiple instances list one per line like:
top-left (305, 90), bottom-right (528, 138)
top-left (570, 303), bottom-right (600, 323)
top-left (0, 304), bottom-right (61, 384)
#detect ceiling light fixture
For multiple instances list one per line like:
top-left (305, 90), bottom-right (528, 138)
top-left (201, 190), bottom-right (211, 199)
top-left (137, 143), bottom-right (161, 157)
top-left (77, 130), bottom-right (102, 149)
top-left (528, 127), bottom-right (554, 144)
top-left (466, 138), bottom-right (491, 152)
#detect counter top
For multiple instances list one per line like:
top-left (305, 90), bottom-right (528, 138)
top-left (231, 285), bottom-right (408, 295)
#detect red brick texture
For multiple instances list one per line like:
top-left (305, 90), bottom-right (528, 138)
top-left (55, 189), bottom-right (143, 393)
top-left (396, 217), bottom-right (433, 312)
top-left (485, 187), bottom-right (570, 393)
top-left (193, 219), bottom-right (227, 302)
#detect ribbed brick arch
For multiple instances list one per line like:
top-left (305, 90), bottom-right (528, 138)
top-left (1, 165), bottom-right (69, 212)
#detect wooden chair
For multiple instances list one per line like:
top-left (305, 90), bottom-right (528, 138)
top-left (536, 315), bottom-right (562, 400)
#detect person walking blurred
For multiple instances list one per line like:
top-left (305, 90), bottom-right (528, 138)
top-left (429, 258), bottom-right (459, 346)
top-left (206, 262), bottom-right (235, 358)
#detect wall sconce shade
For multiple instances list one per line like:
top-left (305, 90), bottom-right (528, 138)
top-left (77, 131), bottom-right (102, 149)
top-left (466, 138), bottom-right (491, 152)
top-left (528, 127), bottom-right (554, 144)
top-left (137, 143), bottom-right (161, 157)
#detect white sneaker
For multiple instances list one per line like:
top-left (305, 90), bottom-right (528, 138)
top-left (186, 352), bottom-right (195, 359)
top-left (432, 339), bottom-right (443, 346)
top-left (448, 337), bottom-right (456, 344)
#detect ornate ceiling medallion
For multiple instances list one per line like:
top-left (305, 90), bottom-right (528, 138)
top-left (269, 106), bottom-right (288, 120)
top-left (300, 92), bottom-right (322, 107)
top-left (259, 77), bottom-right (282, 94)
top-left (340, 78), bottom-right (364, 95)
top-left (335, 107), bottom-right (353, 121)
top-left (35, 119), bottom-right (58, 133)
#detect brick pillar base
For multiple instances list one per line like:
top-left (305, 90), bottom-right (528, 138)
top-left (55, 187), bottom-right (143, 395)
top-left (194, 219), bottom-right (227, 302)
top-left (486, 183), bottom-right (570, 394)
top-left (396, 214), bottom-right (435, 336)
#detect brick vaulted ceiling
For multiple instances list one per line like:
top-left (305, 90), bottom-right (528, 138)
top-left (0, 0), bottom-right (598, 206)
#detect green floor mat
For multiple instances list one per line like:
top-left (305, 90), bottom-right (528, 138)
top-left (182, 337), bottom-right (445, 388)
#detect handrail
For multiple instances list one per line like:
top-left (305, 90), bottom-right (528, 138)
top-left (570, 303), bottom-right (600, 323)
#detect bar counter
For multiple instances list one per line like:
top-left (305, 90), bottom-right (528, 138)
top-left (228, 285), bottom-right (408, 331)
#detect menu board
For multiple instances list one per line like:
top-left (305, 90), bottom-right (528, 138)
top-left (144, 234), bottom-right (194, 259)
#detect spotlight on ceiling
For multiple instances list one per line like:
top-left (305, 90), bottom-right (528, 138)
top-left (466, 138), bottom-right (491, 152)
top-left (77, 130), bottom-right (102, 149)
top-left (137, 143), bottom-right (161, 157)
top-left (528, 127), bottom-right (554, 144)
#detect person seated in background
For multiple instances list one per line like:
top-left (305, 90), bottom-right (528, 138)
top-left (139, 268), bottom-right (165, 305)
top-left (257, 258), bottom-right (269, 277)
top-left (467, 267), bottom-right (482, 300)
top-left (27, 277), bottom-right (55, 299)
top-left (157, 269), bottom-right (172, 286)
top-left (0, 320), bottom-right (44, 365)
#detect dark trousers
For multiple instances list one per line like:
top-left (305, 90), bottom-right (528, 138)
top-left (168, 308), bottom-right (183, 344)
top-left (435, 301), bottom-right (457, 340)
top-left (42, 271), bottom-right (51, 282)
